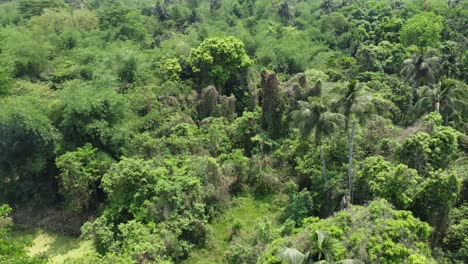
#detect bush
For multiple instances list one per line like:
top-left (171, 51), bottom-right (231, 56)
top-left (355, 156), bottom-right (422, 209)
top-left (0, 96), bottom-right (58, 202)
top-left (56, 144), bottom-right (113, 213)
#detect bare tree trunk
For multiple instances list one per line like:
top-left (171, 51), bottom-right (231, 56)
top-left (347, 122), bottom-right (356, 203)
top-left (319, 144), bottom-right (328, 183)
top-left (408, 80), bottom-right (417, 110)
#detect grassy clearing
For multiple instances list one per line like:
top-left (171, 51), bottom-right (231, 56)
top-left (184, 194), bottom-right (279, 264)
top-left (10, 228), bottom-right (95, 263)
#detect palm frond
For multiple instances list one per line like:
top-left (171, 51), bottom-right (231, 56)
top-left (279, 247), bottom-right (307, 264)
top-left (318, 112), bottom-right (345, 136)
top-left (335, 259), bottom-right (363, 264)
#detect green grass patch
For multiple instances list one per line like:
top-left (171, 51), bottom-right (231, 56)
top-left (10, 228), bottom-right (95, 263)
top-left (184, 194), bottom-right (279, 264)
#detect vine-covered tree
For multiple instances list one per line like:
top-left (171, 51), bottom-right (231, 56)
top-left (261, 70), bottom-right (285, 139)
top-left (188, 36), bottom-right (253, 94)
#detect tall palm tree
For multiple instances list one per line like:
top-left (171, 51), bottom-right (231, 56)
top-left (415, 78), bottom-right (467, 125)
top-left (332, 81), bottom-right (374, 202)
top-left (291, 98), bottom-right (344, 183)
top-left (401, 53), bottom-right (441, 108)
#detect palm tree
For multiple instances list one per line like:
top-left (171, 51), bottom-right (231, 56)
top-left (415, 78), bottom-right (467, 125)
top-left (310, 230), bottom-right (336, 263)
top-left (314, 260), bottom-right (360, 264)
top-left (291, 98), bottom-right (344, 183)
top-left (320, 0), bottom-right (338, 14)
top-left (279, 247), bottom-right (310, 264)
top-left (401, 53), bottom-right (441, 108)
top-left (279, 231), bottom-right (359, 264)
top-left (332, 81), bottom-right (374, 202)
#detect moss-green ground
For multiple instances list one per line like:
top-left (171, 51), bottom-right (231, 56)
top-left (10, 228), bottom-right (94, 263)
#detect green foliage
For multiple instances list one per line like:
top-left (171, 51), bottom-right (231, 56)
top-left (223, 239), bottom-right (258, 264)
top-left (0, 0), bottom-right (467, 262)
top-left (398, 126), bottom-right (459, 174)
top-left (444, 203), bottom-right (468, 262)
top-left (0, 205), bottom-right (45, 263)
top-left (415, 78), bottom-right (468, 125)
top-left (429, 126), bottom-right (459, 168)
top-left (18, 0), bottom-right (63, 19)
top-left (29, 8), bottom-right (99, 33)
top-left (282, 184), bottom-right (314, 226)
top-left (118, 54), bottom-right (138, 84)
top-left (0, 96), bottom-right (58, 201)
top-left (397, 132), bottom-right (433, 174)
top-left (2, 28), bottom-right (53, 79)
top-left (291, 98), bottom-right (345, 146)
top-left (83, 157), bottom-right (211, 261)
top-left (97, 5), bottom-right (130, 30)
top-left (56, 144), bottom-right (113, 213)
top-left (355, 156), bottom-right (422, 209)
top-left (414, 170), bottom-right (461, 236)
top-left (230, 110), bottom-right (261, 156)
top-left (422, 112), bottom-right (443, 127)
top-left (188, 36), bottom-right (253, 92)
top-left (0, 1), bottom-right (21, 26)
top-left (159, 58), bottom-right (182, 82)
top-left (0, 61), bottom-right (12, 96)
top-left (81, 216), bottom-right (114, 255)
top-left (278, 247), bottom-right (308, 264)
top-left (263, 199), bottom-right (434, 264)
top-left (400, 12), bottom-right (443, 50)
top-left (0, 205), bottom-right (12, 229)
top-left (255, 23), bottom-right (324, 74)
top-left (54, 82), bottom-right (129, 154)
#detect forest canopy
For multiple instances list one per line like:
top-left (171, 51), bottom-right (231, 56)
top-left (0, 0), bottom-right (467, 263)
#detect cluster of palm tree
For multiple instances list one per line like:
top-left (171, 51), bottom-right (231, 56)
top-left (401, 51), bottom-right (467, 125)
top-left (415, 78), bottom-right (467, 126)
top-left (291, 50), bottom-right (466, 211)
top-left (291, 81), bottom-right (374, 203)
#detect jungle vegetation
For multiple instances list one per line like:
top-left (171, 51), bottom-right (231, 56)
top-left (0, 0), bottom-right (467, 263)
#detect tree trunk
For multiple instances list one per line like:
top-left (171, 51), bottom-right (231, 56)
top-left (347, 122), bottom-right (356, 203)
top-left (408, 80), bottom-right (418, 110)
top-left (319, 144), bottom-right (328, 183)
